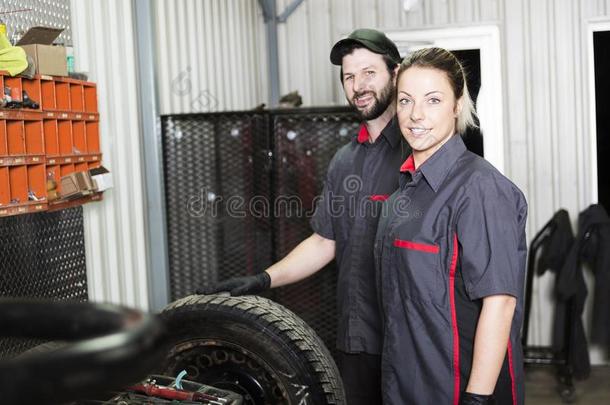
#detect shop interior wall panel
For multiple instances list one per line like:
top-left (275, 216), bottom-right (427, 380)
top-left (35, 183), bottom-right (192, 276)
top-left (0, 207), bottom-right (87, 359)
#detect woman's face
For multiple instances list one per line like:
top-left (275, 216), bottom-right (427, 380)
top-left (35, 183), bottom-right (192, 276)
top-left (396, 66), bottom-right (461, 162)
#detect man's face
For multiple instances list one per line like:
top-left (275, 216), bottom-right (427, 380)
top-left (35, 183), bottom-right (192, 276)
top-left (342, 48), bottom-right (395, 121)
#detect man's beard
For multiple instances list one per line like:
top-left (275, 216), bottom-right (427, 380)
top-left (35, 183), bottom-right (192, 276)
top-left (348, 80), bottom-right (395, 121)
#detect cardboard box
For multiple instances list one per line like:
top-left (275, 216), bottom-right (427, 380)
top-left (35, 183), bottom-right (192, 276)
top-left (17, 27), bottom-right (67, 76)
top-left (90, 166), bottom-right (113, 192)
top-left (60, 171), bottom-right (95, 199)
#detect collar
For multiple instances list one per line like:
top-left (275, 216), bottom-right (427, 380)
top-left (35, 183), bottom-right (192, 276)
top-left (356, 116), bottom-right (401, 149)
top-left (399, 134), bottom-right (467, 193)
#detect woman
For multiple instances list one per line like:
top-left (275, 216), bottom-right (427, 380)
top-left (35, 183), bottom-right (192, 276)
top-left (375, 47), bottom-right (527, 405)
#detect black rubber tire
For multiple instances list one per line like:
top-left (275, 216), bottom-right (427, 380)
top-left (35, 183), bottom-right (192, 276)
top-left (160, 294), bottom-right (345, 405)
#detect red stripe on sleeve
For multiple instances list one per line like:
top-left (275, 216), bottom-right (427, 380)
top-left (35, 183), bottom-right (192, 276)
top-left (507, 341), bottom-right (517, 405)
top-left (450, 234), bottom-right (460, 405)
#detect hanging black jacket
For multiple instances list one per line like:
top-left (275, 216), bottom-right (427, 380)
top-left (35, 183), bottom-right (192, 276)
top-left (578, 204), bottom-right (610, 349)
top-left (536, 210), bottom-right (574, 276)
top-left (532, 209), bottom-right (588, 377)
top-left (554, 209), bottom-right (590, 379)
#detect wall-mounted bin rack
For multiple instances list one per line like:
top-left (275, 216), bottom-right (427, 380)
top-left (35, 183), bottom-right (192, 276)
top-left (0, 72), bottom-right (103, 218)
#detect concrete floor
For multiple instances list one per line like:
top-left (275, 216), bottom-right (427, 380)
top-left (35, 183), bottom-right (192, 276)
top-left (525, 366), bottom-right (610, 404)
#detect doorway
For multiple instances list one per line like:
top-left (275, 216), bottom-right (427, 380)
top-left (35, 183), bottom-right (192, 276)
top-left (593, 30), bottom-right (610, 212)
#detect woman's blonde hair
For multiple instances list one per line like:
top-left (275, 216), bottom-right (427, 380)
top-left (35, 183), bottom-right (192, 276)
top-left (397, 47), bottom-right (478, 134)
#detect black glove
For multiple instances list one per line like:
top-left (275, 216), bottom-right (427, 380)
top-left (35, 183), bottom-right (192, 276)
top-left (197, 272), bottom-right (271, 296)
top-left (459, 392), bottom-right (495, 405)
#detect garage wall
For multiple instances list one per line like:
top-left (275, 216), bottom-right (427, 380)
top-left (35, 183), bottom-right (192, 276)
top-left (154, 0), bottom-right (268, 114)
top-left (71, 0), bottom-right (149, 310)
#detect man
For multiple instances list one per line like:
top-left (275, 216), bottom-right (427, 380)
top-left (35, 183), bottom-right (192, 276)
top-left (203, 29), bottom-right (409, 404)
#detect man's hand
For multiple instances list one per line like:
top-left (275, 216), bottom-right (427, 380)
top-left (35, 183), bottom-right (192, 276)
top-left (459, 392), bottom-right (495, 405)
top-left (197, 272), bottom-right (271, 296)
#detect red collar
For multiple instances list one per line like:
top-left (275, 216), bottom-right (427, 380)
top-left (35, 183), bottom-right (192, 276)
top-left (400, 155), bottom-right (415, 173)
top-left (357, 124), bottom-right (369, 143)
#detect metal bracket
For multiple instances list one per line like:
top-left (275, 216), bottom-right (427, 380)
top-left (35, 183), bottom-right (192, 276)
top-left (278, 0), bottom-right (305, 23)
top-left (257, 0), bottom-right (306, 107)
top-left (258, 0), bottom-right (305, 23)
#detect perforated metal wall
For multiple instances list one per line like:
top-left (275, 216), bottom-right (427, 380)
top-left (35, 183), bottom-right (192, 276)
top-left (0, 207), bottom-right (88, 359)
top-left (162, 113), bottom-right (273, 299)
top-left (1, 0), bottom-right (72, 45)
top-left (271, 110), bottom-right (360, 355)
top-left (162, 108), bottom-right (359, 354)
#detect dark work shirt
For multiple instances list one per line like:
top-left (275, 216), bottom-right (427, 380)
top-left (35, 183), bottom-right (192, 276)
top-left (375, 135), bottom-right (528, 404)
top-left (310, 117), bottom-right (409, 354)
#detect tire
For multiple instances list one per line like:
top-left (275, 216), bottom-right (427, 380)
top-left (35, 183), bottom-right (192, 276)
top-left (159, 294), bottom-right (345, 405)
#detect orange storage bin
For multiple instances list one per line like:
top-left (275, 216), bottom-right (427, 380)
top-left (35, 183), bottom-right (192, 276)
top-left (25, 121), bottom-right (44, 155)
top-left (41, 78), bottom-right (56, 110)
top-left (84, 85), bottom-right (98, 113)
top-left (7, 120), bottom-right (25, 155)
top-left (0, 166), bottom-right (9, 205)
top-left (47, 165), bottom-right (60, 181)
top-left (4, 77), bottom-right (22, 102)
top-left (27, 164), bottom-right (46, 201)
top-left (72, 120), bottom-right (86, 154)
top-left (9, 165), bottom-right (27, 203)
top-left (55, 82), bottom-right (70, 111)
top-left (44, 120), bottom-right (59, 156)
top-left (85, 121), bottom-right (100, 153)
top-left (47, 164), bottom-right (60, 193)
top-left (58, 120), bottom-right (72, 156)
top-left (70, 84), bottom-right (84, 112)
top-left (0, 121), bottom-right (7, 156)
top-left (60, 163), bottom-right (75, 177)
top-left (88, 161), bottom-right (102, 170)
top-left (22, 78), bottom-right (42, 111)
top-left (75, 162), bottom-right (88, 172)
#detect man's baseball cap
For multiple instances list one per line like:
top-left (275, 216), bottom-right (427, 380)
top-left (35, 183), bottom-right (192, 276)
top-left (330, 28), bottom-right (401, 65)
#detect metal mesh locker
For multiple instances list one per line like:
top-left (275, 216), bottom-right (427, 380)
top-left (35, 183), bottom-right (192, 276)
top-left (0, 207), bottom-right (88, 359)
top-left (162, 113), bottom-right (273, 300)
top-left (270, 108), bottom-right (360, 355)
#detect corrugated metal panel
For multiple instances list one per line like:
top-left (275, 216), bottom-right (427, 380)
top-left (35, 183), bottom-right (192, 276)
top-left (70, 0), bottom-right (149, 310)
top-left (154, 0), bottom-right (266, 114)
top-left (276, 0), bottom-right (503, 106)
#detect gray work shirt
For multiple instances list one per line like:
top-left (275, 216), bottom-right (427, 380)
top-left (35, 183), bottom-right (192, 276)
top-left (310, 117), bottom-right (410, 354)
top-left (375, 135), bottom-right (528, 404)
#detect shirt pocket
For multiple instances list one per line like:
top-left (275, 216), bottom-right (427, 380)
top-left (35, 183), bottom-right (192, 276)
top-left (393, 238), bottom-right (442, 304)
